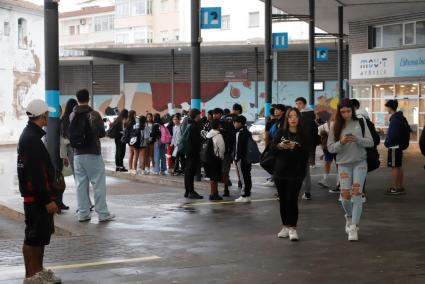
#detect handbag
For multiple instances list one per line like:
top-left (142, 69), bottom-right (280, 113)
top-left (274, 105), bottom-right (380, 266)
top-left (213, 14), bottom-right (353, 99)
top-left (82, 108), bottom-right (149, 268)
top-left (260, 144), bottom-right (275, 175)
top-left (50, 170), bottom-right (66, 194)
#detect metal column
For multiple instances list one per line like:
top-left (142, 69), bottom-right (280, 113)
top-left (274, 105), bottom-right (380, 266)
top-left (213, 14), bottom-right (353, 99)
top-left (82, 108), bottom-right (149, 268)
top-left (308, 0), bottom-right (315, 108)
top-left (90, 60), bottom-right (94, 108)
top-left (338, 6), bottom-right (344, 100)
top-left (171, 49), bottom-right (176, 115)
top-left (264, 0), bottom-right (273, 118)
top-left (44, 0), bottom-right (60, 170)
top-left (254, 47), bottom-right (259, 120)
top-left (191, 0), bottom-right (201, 110)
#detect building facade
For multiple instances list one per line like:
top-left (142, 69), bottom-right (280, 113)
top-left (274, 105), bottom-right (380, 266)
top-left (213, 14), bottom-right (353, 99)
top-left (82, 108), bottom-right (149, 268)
top-left (0, 0), bottom-right (44, 144)
top-left (349, 11), bottom-right (425, 143)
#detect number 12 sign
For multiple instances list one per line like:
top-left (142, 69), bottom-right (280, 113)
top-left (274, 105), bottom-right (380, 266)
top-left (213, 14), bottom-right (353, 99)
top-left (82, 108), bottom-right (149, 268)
top-left (200, 7), bottom-right (222, 29)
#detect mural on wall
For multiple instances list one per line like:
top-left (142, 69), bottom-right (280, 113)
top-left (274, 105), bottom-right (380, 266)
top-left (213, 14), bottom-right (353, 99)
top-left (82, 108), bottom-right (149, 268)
top-left (60, 80), bottom-right (340, 122)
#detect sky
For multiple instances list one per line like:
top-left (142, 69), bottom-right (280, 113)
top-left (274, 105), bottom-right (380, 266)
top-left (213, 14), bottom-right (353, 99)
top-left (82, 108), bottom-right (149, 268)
top-left (26, 0), bottom-right (112, 12)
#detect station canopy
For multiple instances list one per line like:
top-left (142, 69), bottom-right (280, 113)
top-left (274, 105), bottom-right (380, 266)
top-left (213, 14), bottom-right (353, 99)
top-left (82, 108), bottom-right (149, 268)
top-left (268, 0), bottom-right (425, 34)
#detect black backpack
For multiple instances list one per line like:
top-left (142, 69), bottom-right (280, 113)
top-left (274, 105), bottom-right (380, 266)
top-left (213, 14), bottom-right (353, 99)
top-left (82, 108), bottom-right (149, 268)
top-left (399, 116), bottom-right (411, 151)
top-left (200, 138), bottom-right (215, 163)
top-left (362, 117), bottom-right (381, 146)
top-left (68, 112), bottom-right (91, 149)
top-left (359, 119), bottom-right (380, 172)
top-left (246, 135), bottom-right (261, 164)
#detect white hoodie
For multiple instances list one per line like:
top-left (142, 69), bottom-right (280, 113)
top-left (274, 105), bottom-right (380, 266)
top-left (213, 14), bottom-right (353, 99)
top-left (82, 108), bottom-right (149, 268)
top-left (206, 129), bottom-right (225, 160)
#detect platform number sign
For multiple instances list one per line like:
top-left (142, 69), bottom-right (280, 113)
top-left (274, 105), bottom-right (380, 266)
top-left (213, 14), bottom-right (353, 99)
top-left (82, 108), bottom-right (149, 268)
top-left (200, 7), bottom-right (221, 29)
top-left (272, 33), bottom-right (288, 49)
top-left (316, 48), bottom-right (329, 62)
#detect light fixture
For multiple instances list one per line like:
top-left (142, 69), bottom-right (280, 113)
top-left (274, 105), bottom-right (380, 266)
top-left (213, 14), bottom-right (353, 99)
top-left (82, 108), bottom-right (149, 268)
top-left (380, 87), bottom-right (385, 90)
top-left (375, 84), bottom-right (381, 87)
top-left (400, 85), bottom-right (405, 88)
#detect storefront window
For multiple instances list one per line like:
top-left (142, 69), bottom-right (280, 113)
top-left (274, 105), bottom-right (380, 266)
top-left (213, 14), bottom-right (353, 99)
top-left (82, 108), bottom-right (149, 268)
top-left (396, 84), bottom-right (419, 141)
top-left (352, 86), bottom-right (372, 118)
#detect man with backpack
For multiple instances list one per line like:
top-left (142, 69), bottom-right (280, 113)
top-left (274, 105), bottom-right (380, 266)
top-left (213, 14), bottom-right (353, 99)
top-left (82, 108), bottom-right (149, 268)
top-left (69, 89), bottom-right (115, 222)
top-left (233, 115), bottom-right (253, 203)
top-left (384, 100), bottom-right (411, 195)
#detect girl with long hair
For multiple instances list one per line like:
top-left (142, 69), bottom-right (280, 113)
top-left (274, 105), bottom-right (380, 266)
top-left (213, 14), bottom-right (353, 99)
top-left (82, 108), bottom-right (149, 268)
top-left (125, 110), bottom-right (137, 174)
top-left (143, 113), bottom-right (155, 174)
top-left (272, 107), bottom-right (309, 241)
top-left (111, 109), bottom-right (129, 172)
top-left (150, 113), bottom-right (167, 175)
top-left (135, 115), bottom-right (147, 174)
top-left (327, 98), bottom-right (374, 241)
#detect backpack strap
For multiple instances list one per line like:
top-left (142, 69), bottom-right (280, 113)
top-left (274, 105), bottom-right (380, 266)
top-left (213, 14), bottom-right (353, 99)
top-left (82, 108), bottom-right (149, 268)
top-left (358, 118), bottom-right (365, 138)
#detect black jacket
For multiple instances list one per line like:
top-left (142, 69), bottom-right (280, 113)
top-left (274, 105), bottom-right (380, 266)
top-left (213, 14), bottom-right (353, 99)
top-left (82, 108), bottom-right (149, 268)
top-left (17, 122), bottom-right (57, 204)
top-left (70, 105), bottom-right (105, 155)
top-left (234, 126), bottom-right (250, 162)
top-left (221, 115), bottom-right (237, 155)
top-left (300, 109), bottom-right (319, 149)
top-left (187, 119), bottom-right (201, 156)
top-left (271, 128), bottom-right (309, 181)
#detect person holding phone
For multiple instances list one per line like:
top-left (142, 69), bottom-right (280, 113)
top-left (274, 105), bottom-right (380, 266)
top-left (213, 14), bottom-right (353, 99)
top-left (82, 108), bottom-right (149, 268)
top-left (327, 99), bottom-right (374, 241)
top-left (272, 107), bottom-right (309, 241)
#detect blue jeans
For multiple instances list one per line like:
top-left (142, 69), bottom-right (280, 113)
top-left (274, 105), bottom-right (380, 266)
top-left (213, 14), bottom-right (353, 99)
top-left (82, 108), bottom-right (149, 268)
top-left (154, 141), bottom-right (166, 173)
top-left (338, 160), bottom-right (368, 225)
top-left (74, 154), bottom-right (110, 219)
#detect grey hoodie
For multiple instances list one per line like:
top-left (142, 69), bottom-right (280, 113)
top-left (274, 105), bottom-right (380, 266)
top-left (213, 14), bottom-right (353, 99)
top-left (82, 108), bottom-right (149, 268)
top-left (327, 119), bottom-right (374, 165)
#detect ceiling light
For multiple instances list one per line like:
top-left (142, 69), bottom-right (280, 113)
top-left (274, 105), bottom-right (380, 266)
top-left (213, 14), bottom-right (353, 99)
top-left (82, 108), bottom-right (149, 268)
top-left (400, 85), bottom-right (405, 88)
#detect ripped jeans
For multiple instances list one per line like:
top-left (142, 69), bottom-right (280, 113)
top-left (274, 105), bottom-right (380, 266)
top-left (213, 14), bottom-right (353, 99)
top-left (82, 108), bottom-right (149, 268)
top-left (338, 160), bottom-right (368, 225)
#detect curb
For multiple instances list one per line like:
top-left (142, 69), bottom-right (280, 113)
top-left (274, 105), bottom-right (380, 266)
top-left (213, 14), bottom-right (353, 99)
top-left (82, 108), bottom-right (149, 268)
top-left (105, 170), bottom-right (210, 190)
top-left (0, 201), bottom-right (75, 237)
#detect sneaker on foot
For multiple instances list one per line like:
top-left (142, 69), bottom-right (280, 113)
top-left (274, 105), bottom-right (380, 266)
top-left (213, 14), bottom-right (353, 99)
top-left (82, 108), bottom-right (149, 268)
top-left (99, 213), bottom-right (116, 222)
top-left (263, 180), bottom-right (275, 187)
top-left (386, 187), bottom-right (404, 195)
top-left (209, 194), bottom-right (223, 201)
top-left (302, 193), bottom-right (311, 200)
top-left (348, 225), bottom-right (359, 241)
top-left (278, 227), bottom-right (289, 238)
top-left (78, 215), bottom-right (91, 222)
top-left (23, 274), bottom-right (44, 284)
top-left (289, 228), bottom-right (299, 241)
top-left (345, 215), bottom-right (352, 234)
top-left (188, 191), bottom-right (203, 199)
top-left (318, 179), bottom-right (330, 188)
top-left (234, 196), bottom-right (251, 203)
top-left (143, 170), bottom-right (150, 175)
top-left (329, 187), bottom-right (341, 194)
top-left (160, 171), bottom-right (167, 176)
top-left (40, 269), bottom-right (61, 284)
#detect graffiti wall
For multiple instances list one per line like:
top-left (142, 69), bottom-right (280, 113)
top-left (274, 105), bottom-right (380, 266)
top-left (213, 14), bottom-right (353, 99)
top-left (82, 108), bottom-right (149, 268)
top-left (60, 80), bottom-right (340, 122)
top-left (0, 5), bottom-right (44, 144)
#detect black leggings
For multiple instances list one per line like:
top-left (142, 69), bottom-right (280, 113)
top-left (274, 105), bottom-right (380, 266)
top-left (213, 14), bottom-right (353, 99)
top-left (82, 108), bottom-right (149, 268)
top-left (185, 155), bottom-right (199, 193)
top-left (275, 179), bottom-right (303, 227)
top-left (115, 138), bottom-right (126, 168)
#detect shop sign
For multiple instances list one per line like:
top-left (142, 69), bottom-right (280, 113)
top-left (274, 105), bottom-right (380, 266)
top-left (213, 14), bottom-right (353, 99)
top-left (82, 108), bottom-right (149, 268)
top-left (352, 48), bottom-right (425, 79)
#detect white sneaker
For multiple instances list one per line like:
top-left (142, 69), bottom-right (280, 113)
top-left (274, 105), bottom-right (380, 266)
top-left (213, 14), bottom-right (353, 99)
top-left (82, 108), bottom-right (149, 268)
top-left (277, 227), bottom-right (289, 238)
top-left (151, 172), bottom-right (159, 175)
top-left (263, 180), bottom-right (275, 187)
top-left (99, 213), bottom-right (116, 222)
top-left (348, 225), bottom-right (359, 241)
top-left (143, 170), bottom-right (150, 175)
top-left (234, 196), bottom-right (251, 203)
top-left (129, 169), bottom-right (136, 175)
top-left (318, 178), bottom-right (330, 188)
top-left (23, 274), bottom-right (45, 284)
top-left (362, 194), bottom-right (367, 203)
top-left (39, 268), bottom-right (61, 284)
top-left (345, 215), bottom-right (352, 234)
top-left (289, 228), bottom-right (299, 241)
top-left (160, 171), bottom-right (167, 176)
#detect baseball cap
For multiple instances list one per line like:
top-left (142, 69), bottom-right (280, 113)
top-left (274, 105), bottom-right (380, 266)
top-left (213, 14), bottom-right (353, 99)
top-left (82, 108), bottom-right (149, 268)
top-left (26, 99), bottom-right (56, 118)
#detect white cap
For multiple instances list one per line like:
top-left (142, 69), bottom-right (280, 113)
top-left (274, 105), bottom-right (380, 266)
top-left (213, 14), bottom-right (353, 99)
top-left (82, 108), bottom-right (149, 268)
top-left (26, 99), bottom-right (56, 118)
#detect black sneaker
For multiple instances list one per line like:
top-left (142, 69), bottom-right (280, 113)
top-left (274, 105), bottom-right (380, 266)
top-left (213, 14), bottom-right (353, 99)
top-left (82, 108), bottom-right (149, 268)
top-left (386, 188), bottom-right (405, 195)
top-left (329, 187), bottom-right (341, 194)
top-left (60, 204), bottom-right (70, 210)
top-left (223, 189), bottom-right (230, 197)
top-left (209, 194), bottom-right (223, 201)
top-left (188, 191), bottom-right (203, 199)
top-left (302, 193), bottom-right (311, 200)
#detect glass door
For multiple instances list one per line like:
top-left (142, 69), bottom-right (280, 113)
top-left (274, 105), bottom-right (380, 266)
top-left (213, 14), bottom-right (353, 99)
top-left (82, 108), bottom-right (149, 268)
top-left (395, 83), bottom-right (419, 141)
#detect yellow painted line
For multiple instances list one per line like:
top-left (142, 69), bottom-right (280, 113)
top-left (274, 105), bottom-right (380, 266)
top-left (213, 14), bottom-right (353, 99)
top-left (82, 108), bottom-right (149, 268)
top-left (47, 256), bottom-right (161, 270)
top-left (181, 198), bottom-right (278, 207)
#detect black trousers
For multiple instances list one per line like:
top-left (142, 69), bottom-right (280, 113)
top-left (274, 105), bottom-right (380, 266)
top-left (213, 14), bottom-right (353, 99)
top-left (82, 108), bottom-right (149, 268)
top-left (275, 179), bottom-right (303, 227)
top-left (237, 160), bottom-right (252, 197)
top-left (185, 154), bottom-right (200, 193)
top-left (173, 152), bottom-right (186, 172)
top-left (115, 138), bottom-right (126, 168)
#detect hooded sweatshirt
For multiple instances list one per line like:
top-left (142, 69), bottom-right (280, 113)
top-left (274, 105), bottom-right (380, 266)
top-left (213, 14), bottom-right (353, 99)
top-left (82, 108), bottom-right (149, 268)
top-left (206, 129), bottom-right (225, 160)
top-left (327, 119), bottom-right (374, 165)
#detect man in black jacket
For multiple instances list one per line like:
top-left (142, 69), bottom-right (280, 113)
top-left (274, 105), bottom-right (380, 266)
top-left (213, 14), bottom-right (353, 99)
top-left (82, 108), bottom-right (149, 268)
top-left (233, 115), bottom-right (253, 203)
top-left (18, 99), bottom-right (61, 284)
top-left (184, 109), bottom-right (203, 199)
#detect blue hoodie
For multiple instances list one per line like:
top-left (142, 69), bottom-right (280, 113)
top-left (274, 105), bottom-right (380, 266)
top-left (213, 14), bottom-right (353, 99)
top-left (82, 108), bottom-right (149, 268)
top-left (385, 111), bottom-right (405, 148)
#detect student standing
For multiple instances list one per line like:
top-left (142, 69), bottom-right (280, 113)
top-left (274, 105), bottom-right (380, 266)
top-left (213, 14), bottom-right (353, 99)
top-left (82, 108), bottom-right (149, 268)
top-left (151, 113), bottom-right (167, 175)
top-left (144, 113), bottom-right (155, 174)
top-left (125, 110), bottom-right (137, 174)
top-left (233, 115), bottom-right (253, 203)
top-left (272, 107), bottom-right (309, 241)
top-left (328, 99), bottom-right (374, 241)
top-left (110, 109), bottom-right (129, 172)
top-left (171, 113), bottom-right (185, 175)
top-left (18, 99), bottom-right (62, 284)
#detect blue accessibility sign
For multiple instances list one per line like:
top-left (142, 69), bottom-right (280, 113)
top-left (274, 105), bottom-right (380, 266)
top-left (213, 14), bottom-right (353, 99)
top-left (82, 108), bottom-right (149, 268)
top-left (272, 33), bottom-right (288, 49)
top-left (316, 48), bottom-right (329, 62)
top-left (200, 7), bottom-right (221, 29)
